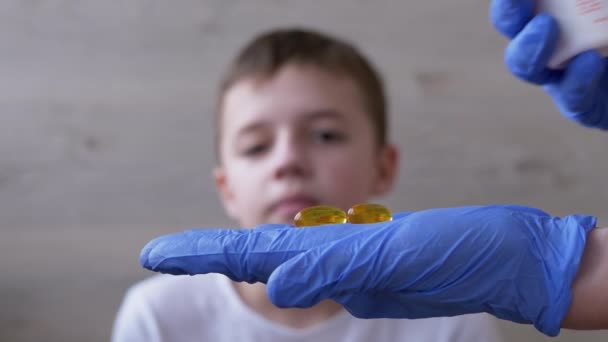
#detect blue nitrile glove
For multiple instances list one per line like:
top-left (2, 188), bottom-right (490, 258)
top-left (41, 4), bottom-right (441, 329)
top-left (490, 0), bottom-right (608, 129)
top-left (140, 205), bottom-right (596, 337)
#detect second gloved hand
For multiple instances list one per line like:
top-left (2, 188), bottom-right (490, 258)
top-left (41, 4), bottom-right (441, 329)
top-left (140, 205), bottom-right (596, 337)
top-left (490, 0), bottom-right (608, 129)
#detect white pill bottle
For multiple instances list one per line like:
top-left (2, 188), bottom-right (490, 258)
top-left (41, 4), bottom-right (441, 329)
top-left (538, 0), bottom-right (608, 68)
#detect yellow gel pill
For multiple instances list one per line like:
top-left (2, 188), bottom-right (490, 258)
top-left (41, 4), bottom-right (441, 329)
top-left (347, 203), bottom-right (393, 224)
top-left (294, 205), bottom-right (347, 227)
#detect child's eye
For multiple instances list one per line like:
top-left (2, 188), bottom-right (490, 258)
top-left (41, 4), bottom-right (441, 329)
top-left (313, 129), bottom-right (346, 144)
top-left (242, 144), bottom-right (268, 157)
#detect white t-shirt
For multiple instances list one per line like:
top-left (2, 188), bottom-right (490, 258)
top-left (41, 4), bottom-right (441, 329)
top-left (112, 274), bottom-right (502, 342)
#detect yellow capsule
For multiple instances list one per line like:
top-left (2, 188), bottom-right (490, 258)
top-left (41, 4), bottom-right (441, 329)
top-left (347, 203), bottom-right (393, 224)
top-left (294, 205), bottom-right (347, 227)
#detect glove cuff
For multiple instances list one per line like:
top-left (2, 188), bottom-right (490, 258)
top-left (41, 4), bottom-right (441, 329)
top-left (535, 214), bottom-right (597, 336)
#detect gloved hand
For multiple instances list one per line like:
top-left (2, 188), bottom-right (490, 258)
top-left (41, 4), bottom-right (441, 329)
top-left (140, 204), bottom-right (596, 337)
top-left (490, 0), bottom-right (608, 129)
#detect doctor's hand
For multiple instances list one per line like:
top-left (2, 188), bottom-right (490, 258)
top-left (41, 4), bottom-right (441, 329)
top-left (490, 0), bottom-right (608, 129)
top-left (140, 204), bottom-right (596, 337)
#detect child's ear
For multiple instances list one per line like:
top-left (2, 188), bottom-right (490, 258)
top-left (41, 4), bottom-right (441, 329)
top-left (372, 144), bottom-right (399, 196)
top-left (213, 167), bottom-right (239, 221)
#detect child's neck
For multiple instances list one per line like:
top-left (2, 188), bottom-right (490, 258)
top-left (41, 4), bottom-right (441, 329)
top-left (232, 281), bottom-right (344, 329)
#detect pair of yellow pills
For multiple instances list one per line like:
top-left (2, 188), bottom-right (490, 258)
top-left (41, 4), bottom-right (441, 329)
top-left (294, 203), bottom-right (392, 227)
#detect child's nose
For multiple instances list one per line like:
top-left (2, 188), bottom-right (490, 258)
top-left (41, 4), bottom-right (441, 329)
top-left (272, 136), bottom-right (311, 179)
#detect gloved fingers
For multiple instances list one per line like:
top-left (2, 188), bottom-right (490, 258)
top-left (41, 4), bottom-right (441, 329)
top-left (392, 211), bottom-right (414, 220)
top-left (140, 228), bottom-right (285, 282)
top-left (490, 0), bottom-right (535, 38)
top-left (499, 204), bottom-right (551, 217)
top-left (337, 292), bottom-right (418, 319)
top-left (140, 223), bottom-right (375, 282)
top-left (505, 13), bottom-right (560, 84)
top-left (266, 235), bottom-right (371, 308)
top-left (548, 51), bottom-right (606, 127)
top-left (253, 224), bottom-right (290, 232)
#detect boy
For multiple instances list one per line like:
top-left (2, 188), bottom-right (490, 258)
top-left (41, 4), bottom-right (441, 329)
top-left (112, 27), bottom-right (501, 341)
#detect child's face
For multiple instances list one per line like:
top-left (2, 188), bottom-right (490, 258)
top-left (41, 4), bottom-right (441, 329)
top-left (214, 64), bottom-right (398, 227)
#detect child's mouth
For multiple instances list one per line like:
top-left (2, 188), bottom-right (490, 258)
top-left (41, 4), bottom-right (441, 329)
top-left (268, 196), bottom-right (318, 220)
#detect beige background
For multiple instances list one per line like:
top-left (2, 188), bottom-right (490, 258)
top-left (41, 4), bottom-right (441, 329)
top-left (2, 1), bottom-right (607, 341)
